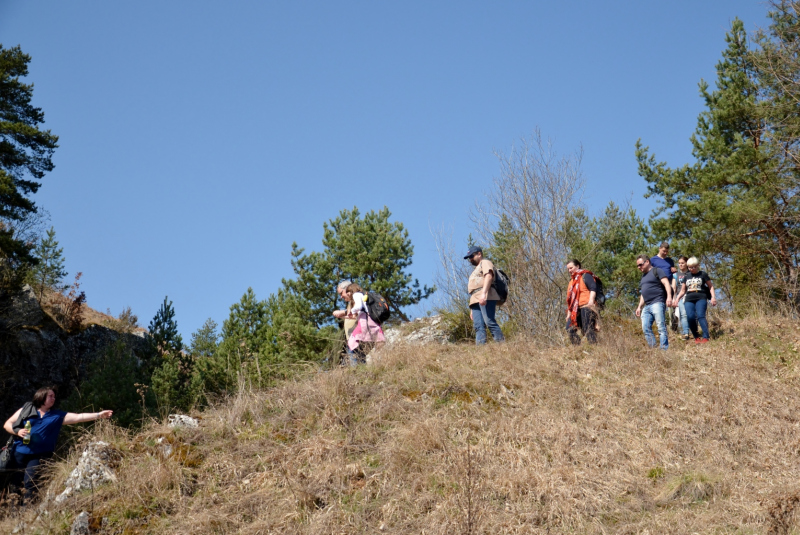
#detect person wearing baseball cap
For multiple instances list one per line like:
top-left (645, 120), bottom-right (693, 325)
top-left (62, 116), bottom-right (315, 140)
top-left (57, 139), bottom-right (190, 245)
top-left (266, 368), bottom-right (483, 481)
top-left (464, 246), bottom-right (505, 344)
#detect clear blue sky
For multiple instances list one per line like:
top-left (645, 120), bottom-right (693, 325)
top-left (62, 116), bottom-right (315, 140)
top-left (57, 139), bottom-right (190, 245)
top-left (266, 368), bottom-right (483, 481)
top-left (0, 1), bottom-right (769, 339)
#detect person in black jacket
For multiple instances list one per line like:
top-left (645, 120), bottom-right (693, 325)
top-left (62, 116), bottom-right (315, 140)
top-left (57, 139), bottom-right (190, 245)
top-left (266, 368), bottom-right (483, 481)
top-left (3, 387), bottom-right (113, 504)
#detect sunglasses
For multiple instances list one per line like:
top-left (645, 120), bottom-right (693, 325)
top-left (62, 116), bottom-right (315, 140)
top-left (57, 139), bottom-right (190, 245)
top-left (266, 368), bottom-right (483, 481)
top-left (636, 262), bottom-right (645, 267)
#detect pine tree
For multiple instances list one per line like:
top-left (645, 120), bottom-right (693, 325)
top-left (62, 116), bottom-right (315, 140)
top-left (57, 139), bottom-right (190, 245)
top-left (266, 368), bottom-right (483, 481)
top-left (0, 46), bottom-right (59, 269)
top-left (28, 226), bottom-right (67, 300)
top-left (148, 297), bottom-right (196, 412)
top-left (148, 296), bottom-right (183, 358)
top-left (283, 207), bottom-right (434, 327)
top-left (635, 18), bottom-right (800, 306)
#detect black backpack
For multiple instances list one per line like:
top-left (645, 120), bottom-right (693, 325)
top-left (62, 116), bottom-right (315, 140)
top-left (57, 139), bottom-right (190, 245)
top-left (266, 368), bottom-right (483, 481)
top-left (365, 292), bottom-right (391, 325)
top-left (593, 275), bottom-right (606, 308)
top-left (492, 268), bottom-right (510, 306)
top-left (583, 271), bottom-right (606, 308)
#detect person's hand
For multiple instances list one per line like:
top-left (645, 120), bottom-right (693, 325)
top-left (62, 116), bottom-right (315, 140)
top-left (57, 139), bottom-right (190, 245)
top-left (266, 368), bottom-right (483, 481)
top-left (710, 298), bottom-right (717, 307)
top-left (671, 267), bottom-right (677, 273)
top-left (18, 428), bottom-right (28, 438)
top-left (98, 410), bottom-right (113, 420)
top-left (333, 310), bottom-right (345, 319)
top-left (635, 307), bottom-right (642, 318)
top-left (479, 293), bottom-right (487, 306)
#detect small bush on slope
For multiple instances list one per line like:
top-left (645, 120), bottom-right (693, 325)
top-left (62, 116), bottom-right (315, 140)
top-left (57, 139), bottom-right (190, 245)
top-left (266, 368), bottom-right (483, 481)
top-left (8, 315), bottom-right (800, 534)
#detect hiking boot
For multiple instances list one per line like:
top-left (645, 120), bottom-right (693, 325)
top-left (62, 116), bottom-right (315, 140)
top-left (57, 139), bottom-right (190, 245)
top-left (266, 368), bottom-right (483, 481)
top-left (695, 338), bottom-right (709, 344)
top-left (681, 334), bottom-right (691, 341)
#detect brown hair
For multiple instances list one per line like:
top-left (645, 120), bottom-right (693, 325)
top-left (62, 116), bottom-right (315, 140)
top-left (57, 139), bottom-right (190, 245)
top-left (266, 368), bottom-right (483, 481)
top-left (32, 386), bottom-right (56, 409)
top-left (636, 254), bottom-right (650, 264)
top-left (345, 283), bottom-right (363, 296)
top-left (678, 256), bottom-right (689, 262)
top-left (567, 259), bottom-right (582, 268)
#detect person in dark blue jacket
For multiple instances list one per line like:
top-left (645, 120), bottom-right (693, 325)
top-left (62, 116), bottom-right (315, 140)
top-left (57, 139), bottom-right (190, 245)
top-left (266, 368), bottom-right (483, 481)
top-left (3, 387), bottom-right (113, 504)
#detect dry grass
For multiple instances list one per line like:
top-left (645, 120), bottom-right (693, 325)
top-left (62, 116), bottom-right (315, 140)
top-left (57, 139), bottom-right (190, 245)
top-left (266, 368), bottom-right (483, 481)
top-left (6, 313), bottom-right (800, 534)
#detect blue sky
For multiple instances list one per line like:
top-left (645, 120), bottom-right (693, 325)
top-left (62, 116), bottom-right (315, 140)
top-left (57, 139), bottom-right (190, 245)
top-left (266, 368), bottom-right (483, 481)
top-left (0, 1), bottom-right (770, 339)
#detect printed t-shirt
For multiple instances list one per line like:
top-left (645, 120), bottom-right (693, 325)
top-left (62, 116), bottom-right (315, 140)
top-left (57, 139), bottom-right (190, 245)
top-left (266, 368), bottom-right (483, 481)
top-left (674, 270), bottom-right (690, 295)
top-left (14, 409), bottom-right (67, 455)
top-left (650, 255), bottom-right (675, 273)
top-left (468, 259), bottom-right (501, 305)
top-left (639, 267), bottom-right (669, 306)
top-left (683, 270), bottom-right (712, 302)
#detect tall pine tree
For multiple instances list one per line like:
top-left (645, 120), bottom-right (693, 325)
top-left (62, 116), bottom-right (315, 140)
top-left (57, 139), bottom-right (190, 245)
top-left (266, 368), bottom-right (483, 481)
top-left (0, 46), bottom-right (59, 271)
top-left (636, 18), bottom-right (800, 306)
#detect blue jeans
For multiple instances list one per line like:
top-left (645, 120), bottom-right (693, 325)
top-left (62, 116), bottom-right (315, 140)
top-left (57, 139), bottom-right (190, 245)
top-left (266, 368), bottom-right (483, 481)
top-left (641, 301), bottom-right (668, 350)
top-left (470, 301), bottom-right (505, 345)
top-left (683, 299), bottom-right (709, 339)
top-left (678, 298), bottom-right (690, 336)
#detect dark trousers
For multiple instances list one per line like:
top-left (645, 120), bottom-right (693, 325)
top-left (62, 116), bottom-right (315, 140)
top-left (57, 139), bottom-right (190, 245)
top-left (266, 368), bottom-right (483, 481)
top-left (12, 450), bottom-right (52, 503)
top-left (567, 307), bottom-right (597, 344)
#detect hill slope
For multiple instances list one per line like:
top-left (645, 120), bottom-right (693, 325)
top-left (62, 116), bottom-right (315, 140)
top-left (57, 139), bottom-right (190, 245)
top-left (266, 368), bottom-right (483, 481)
top-left (5, 316), bottom-right (800, 534)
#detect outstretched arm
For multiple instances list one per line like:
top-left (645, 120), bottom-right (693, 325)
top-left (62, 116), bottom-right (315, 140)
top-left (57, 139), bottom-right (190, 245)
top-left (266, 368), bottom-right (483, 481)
top-left (64, 410), bottom-right (113, 425)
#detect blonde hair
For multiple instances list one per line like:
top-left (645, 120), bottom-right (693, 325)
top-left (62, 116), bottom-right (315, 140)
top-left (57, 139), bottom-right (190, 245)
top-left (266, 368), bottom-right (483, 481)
top-left (687, 256), bottom-right (699, 267)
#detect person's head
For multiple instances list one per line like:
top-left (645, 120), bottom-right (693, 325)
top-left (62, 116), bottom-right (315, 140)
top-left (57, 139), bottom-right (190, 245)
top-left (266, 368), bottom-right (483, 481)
top-left (337, 280), bottom-right (353, 301)
top-left (687, 256), bottom-right (700, 273)
top-left (636, 254), bottom-right (651, 273)
top-left (32, 387), bottom-right (56, 410)
top-left (677, 256), bottom-right (689, 271)
top-left (566, 259), bottom-right (582, 276)
top-left (658, 241), bottom-right (670, 258)
top-left (464, 246), bottom-right (483, 266)
top-left (344, 282), bottom-right (363, 299)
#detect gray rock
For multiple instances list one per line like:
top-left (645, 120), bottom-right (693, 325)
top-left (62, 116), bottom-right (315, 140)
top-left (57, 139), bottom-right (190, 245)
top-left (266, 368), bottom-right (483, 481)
top-left (56, 441), bottom-right (119, 505)
top-left (69, 511), bottom-right (90, 535)
top-left (382, 315), bottom-right (449, 346)
top-left (168, 414), bottom-right (199, 428)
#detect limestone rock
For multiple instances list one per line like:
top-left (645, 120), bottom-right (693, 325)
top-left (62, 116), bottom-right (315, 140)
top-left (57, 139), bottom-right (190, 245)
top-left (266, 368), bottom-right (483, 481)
top-left (168, 414), bottom-right (199, 428)
top-left (69, 511), bottom-right (90, 535)
top-left (383, 315), bottom-right (449, 346)
top-left (56, 441), bottom-right (119, 504)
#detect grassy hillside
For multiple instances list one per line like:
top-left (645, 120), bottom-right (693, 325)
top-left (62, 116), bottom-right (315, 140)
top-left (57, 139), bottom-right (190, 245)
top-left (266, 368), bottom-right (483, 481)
top-left (5, 314), bottom-right (800, 534)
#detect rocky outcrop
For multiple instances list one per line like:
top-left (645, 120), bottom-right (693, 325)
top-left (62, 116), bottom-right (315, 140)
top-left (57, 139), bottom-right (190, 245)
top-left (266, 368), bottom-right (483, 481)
top-left (0, 286), bottom-right (148, 423)
top-left (168, 414), bottom-right (199, 429)
top-left (382, 315), bottom-right (449, 346)
top-left (69, 511), bottom-right (90, 535)
top-left (55, 441), bottom-right (120, 505)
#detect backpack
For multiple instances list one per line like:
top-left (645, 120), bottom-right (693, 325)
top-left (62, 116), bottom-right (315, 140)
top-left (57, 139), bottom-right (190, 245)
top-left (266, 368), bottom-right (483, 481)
top-left (593, 275), bottom-right (606, 308)
top-left (364, 292), bottom-right (391, 325)
top-left (492, 268), bottom-right (510, 306)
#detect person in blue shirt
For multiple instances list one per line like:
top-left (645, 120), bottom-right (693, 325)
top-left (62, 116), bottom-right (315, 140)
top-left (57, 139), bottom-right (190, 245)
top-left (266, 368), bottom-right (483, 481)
top-left (650, 241), bottom-right (677, 275)
top-left (650, 242), bottom-right (677, 332)
top-left (3, 387), bottom-right (113, 504)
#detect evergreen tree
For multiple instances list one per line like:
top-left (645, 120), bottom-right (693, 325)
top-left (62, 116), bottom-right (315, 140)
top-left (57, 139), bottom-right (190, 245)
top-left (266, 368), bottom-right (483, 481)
top-left (190, 318), bottom-right (219, 358)
top-left (28, 226), bottom-right (67, 300)
top-left (283, 207), bottom-right (434, 327)
top-left (635, 18), bottom-right (800, 306)
top-left (148, 296), bottom-right (183, 358)
top-left (215, 288), bottom-right (268, 389)
top-left (564, 202), bottom-right (651, 311)
top-left (148, 297), bottom-right (196, 412)
top-left (0, 46), bottom-right (59, 268)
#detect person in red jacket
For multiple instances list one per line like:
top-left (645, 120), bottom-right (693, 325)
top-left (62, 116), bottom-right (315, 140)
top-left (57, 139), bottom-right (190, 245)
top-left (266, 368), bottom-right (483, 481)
top-left (566, 259), bottom-right (598, 344)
